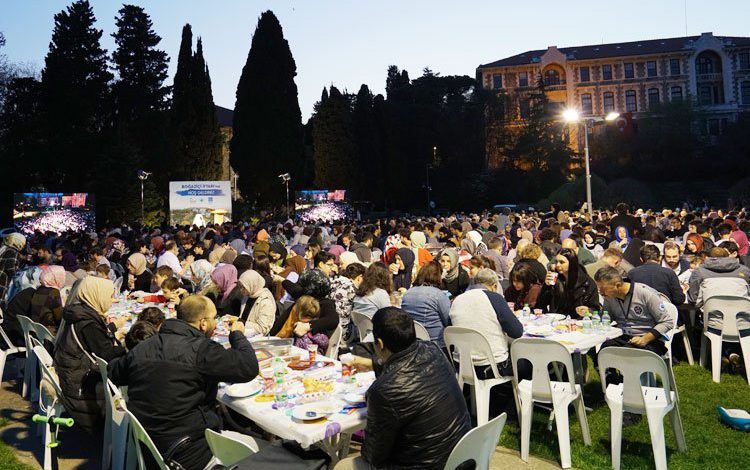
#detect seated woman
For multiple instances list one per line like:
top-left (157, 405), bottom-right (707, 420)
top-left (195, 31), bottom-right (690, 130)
top-left (30, 265), bottom-right (66, 335)
top-left (126, 253), bottom-right (152, 293)
top-left (504, 263), bottom-right (542, 310)
top-left (237, 269), bottom-right (276, 336)
top-left (539, 248), bottom-right (601, 319)
top-left (275, 295), bottom-right (329, 352)
top-left (513, 243), bottom-right (548, 285)
top-left (439, 249), bottom-right (469, 298)
top-left (54, 277), bottom-right (127, 434)
top-left (391, 248), bottom-right (415, 291)
top-left (210, 264), bottom-right (238, 312)
top-left (401, 260), bottom-right (451, 349)
top-left (189, 259), bottom-right (214, 293)
top-left (685, 233), bottom-right (704, 256)
top-left (273, 269), bottom-right (339, 338)
top-left (353, 262), bottom-right (394, 318)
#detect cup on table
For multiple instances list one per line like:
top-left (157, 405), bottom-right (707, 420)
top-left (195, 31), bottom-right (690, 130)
top-left (533, 308), bottom-right (543, 317)
top-left (507, 302), bottom-right (515, 312)
top-left (307, 344), bottom-right (318, 362)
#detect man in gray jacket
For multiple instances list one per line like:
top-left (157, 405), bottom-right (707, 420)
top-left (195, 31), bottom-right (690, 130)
top-left (687, 246), bottom-right (750, 304)
top-left (595, 266), bottom-right (675, 356)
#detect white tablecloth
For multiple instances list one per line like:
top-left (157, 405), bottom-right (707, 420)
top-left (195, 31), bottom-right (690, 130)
top-left (519, 314), bottom-right (623, 352)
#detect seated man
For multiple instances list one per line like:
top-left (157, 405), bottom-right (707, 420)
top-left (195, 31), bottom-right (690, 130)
top-left (627, 244), bottom-right (685, 306)
top-left (584, 247), bottom-right (632, 279)
top-left (109, 295), bottom-right (258, 469)
top-left (687, 245), bottom-right (750, 304)
top-left (595, 267), bottom-right (675, 356)
top-left (335, 307), bottom-right (471, 470)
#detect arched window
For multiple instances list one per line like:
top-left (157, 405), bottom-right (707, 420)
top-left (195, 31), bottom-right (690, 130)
top-left (544, 69), bottom-right (561, 86)
top-left (647, 88), bottom-right (660, 109)
top-left (625, 90), bottom-right (637, 112)
top-left (696, 51), bottom-right (721, 74)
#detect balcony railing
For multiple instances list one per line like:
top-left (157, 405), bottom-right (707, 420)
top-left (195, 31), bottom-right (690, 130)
top-left (696, 72), bottom-right (723, 81)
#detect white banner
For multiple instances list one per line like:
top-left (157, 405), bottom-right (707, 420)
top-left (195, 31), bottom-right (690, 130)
top-left (169, 181), bottom-right (232, 226)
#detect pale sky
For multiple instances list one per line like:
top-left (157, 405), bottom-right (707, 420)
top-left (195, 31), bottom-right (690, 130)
top-left (2, 0), bottom-right (749, 119)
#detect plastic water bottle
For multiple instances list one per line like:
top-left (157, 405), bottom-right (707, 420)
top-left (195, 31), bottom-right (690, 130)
top-left (272, 357), bottom-right (285, 378)
top-left (581, 313), bottom-right (592, 332)
top-left (522, 303), bottom-right (531, 319)
top-left (601, 311), bottom-right (611, 330)
top-left (274, 378), bottom-right (288, 409)
top-left (591, 311), bottom-right (601, 331)
top-left (564, 315), bottom-right (572, 332)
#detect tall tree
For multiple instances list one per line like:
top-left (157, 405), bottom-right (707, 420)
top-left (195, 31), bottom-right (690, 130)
top-left (40, 0), bottom-right (113, 190)
top-left (231, 10), bottom-right (302, 205)
top-left (312, 86), bottom-right (358, 191)
top-left (187, 38), bottom-right (223, 180)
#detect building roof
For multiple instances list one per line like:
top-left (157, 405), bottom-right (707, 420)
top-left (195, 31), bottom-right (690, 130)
top-left (215, 105), bottom-right (234, 127)
top-left (479, 34), bottom-right (750, 69)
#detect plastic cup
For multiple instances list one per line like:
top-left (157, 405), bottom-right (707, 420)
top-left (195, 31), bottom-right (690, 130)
top-left (507, 302), bottom-right (515, 311)
top-left (548, 272), bottom-right (558, 285)
top-left (307, 344), bottom-right (318, 361)
top-left (533, 308), bottom-right (543, 317)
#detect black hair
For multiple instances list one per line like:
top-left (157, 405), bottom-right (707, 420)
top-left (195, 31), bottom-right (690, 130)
top-left (314, 251), bottom-right (335, 267)
top-left (372, 307), bottom-right (416, 354)
top-left (640, 244), bottom-right (661, 263)
top-left (125, 321), bottom-right (158, 350)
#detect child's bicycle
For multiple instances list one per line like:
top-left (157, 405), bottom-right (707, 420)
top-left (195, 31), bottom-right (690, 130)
top-left (31, 414), bottom-right (74, 470)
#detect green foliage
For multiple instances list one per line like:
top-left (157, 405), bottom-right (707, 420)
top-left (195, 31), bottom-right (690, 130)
top-left (231, 10), bottom-right (303, 206)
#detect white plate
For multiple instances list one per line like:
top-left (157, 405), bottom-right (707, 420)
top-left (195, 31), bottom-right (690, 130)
top-left (343, 393), bottom-right (366, 405)
top-left (545, 313), bottom-right (565, 321)
top-left (225, 380), bottom-right (263, 398)
top-left (292, 402), bottom-right (341, 421)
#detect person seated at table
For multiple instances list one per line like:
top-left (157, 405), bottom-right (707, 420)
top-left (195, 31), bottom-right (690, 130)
top-left (54, 277), bottom-right (127, 435)
top-left (138, 306), bottom-right (165, 330)
top-left (353, 262), bottom-right (394, 318)
top-left (334, 307), bottom-right (471, 470)
top-left (504, 263), bottom-right (542, 310)
top-left (109, 295), bottom-right (258, 470)
top-left (124, 320), bottom-right (158, 350)
top-left (273, 269), bottom-right (340, 338)
top-left (151, 265), bottom-right (174, 292)
top-left (584, 247), bottom-right (633, 279)
top-left (439, 248), bottom-right (470, 298)
top-left (29, 265), bottom-right (66, 335)
top-left (401, 260), bottom-right (452, 349)
top-left (539, 248), bottom-right (601, 319)
top-left (94, 264), bottom-right (111, 280)
top-left (627, 244), bottom-right (685, 306)
top-left (275, 295), bottom-right (329, 352)
top-left (687, 245), bottom-right (750, 303)
top-left (237, 269), bottom-right (277, 335)
top-left (594, 266), bottom-right (675, 356)
top-left (512, 243), bottom-right (548, 285)
top-left (126, 253), bottom-right (152, 293)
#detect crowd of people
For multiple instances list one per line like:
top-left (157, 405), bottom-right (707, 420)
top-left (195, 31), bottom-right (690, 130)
top-left (1, 200), bottom-right (749, 469)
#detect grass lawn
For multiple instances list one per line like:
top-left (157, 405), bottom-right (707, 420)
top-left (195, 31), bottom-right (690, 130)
top-left (499, 360), bottom-right (750, 469)
top-left (0, 418), bottom-right (34, 470)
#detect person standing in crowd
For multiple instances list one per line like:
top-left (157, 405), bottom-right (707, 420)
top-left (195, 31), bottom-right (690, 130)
top-left (539, 248), bottom-right (601, 318)
top-left (109, 295), bottom-right (258, 470)
top-left (401, 260), bottom-right (452, 349)
top-left (608, 202), bottom-right (641, 237)
top-left (0, 233), bottom-right (26, 301)
top-left (334, 307), bottom-right (471, 470)
top-left (628, 245), bottom-right (686, 306)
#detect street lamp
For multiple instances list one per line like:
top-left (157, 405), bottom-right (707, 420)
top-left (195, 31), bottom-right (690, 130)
top-left (562, 110), bottom-right (620, 214)
top-left (278, 173), bottom-right (291, 218)
top-left (137, 170), bottom-right (151, 225)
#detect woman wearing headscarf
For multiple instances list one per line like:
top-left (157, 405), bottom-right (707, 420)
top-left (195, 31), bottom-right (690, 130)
top-left (272, 269), bottom-right (339, 337)
top-left (30, 266), bottom-right (66, 335)
top-left (464, 230), bottom-right (488, 256)
top-left (150, 236), bottom-right (165, 258)
top-left (189, 259), bottom-right (214, 293)
top-left (685, 233), bottom-right (704, 255)
top-left (327, 245), bottom-right (346, 265)
top-left (220, 247), bottom-right (238, 265)
top-left (0, 233), bottom-right (26, 301)
top-left (253, 229), bottom-right (270, 258)
top-left (211, 264), bottom-right (238, 313)
top-left (208, 246), bottom-right (226, 266)
top-left (391, 248), bottom-right (416, 290)
top-left (409, 231), bottom-right (434, 268)
top-left (126, 253), bottom-right (152, 292)
top-left (54, 277), bottom-right (126, 434)
top-left (237, 270), bottom-right (276, 335)
top-left (229, 238), bottom-right (247, 255)
top-left (538, 248), bottom-right (600, 318)
top-left (439, 249), bottom-right (470, 298)
top-left (274, 254), bottom-right (306, 303)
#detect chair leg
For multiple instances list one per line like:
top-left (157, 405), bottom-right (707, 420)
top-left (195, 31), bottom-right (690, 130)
top-left (699, 334), bottom-right (708, 368)
top-left (669, 406), bottom-right (687, 453)
top-left (645, 410), bottom-right (668, 470)
top-left (610, 405), bottom-right (623, 470)
top-left (22, 354), bottom-right (32, 398)
top-left (519, 393), bottom-right (533, 463)
top-left (553, 401), bottom-right (572, 469)
top-left (681, 330), bottom-right (694, 365)
top-left (0, 351), bottom-right (6, 383)
top-left (574, 396), bottom-right (591, 445)
top-left (475, 383), bottom-right (490, 427)
top-left (739, 336), bottom-right (750, 386)
top-left (709, 336), bottom-right (722, 383)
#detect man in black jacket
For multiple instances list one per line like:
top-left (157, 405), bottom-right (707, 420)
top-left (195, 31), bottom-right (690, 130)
top-left (335, 307), bottom-right (471, 470)
top-left (109, 295), bottom-right (258, 469)
top-left (628, 244), bottom-right (686, 305)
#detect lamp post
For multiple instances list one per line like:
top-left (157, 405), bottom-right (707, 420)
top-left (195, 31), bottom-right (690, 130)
top-left (561, 110), bottom-right (620, 214)
top-left (137, 170), bottom-right (151, 225)
top-left (278, 173), bottom-right (291, 218)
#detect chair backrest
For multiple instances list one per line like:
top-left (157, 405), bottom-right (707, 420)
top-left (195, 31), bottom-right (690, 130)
top-left (443, 413), bottom-right (507, 470)
top-left (0, 306), bottom-right (19, 350)
top-left (32, 345), bottom-right (63, 398)
top-left (17, 315), bottom-right (35, 358)
top-left (598, 347), bottom-right (675, 411)
top-left (351, 311), bottom-right (373, 342)
top-left (94, 354), bottom-right (127, 414)
top-left (326, 325), bottom-right (342, 359)
top-left (700, 278), bottom-right (750, 338)
top-left (414, 321), bottom-right (431, 341)
top-left (510, 338), bottom-right (576, 398)
top-left (32, 321), bottom-right (56, 345)
top-left (125, 409), bottom-right (169, 470)
top-left (205, 429), bottom-right (257, 467)
top-left (444, 326), bottom-right (501, 387)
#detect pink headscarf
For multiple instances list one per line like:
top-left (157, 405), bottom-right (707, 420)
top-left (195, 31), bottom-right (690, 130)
top-left (40, 265), bottom-right (66, 290)
top-left (211, 264), bottom-right (238, 302)
top-left (328, 245), bottom-right (345, 264)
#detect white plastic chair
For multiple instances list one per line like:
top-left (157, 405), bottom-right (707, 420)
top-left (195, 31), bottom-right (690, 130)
top-left (661, 301), bottom-right (693, 365)
top-left (351, 311), bottom-right (373, 342)
top-left (17, 315), bottom-right (37, 399)
top-left (32, 344), bottom-right (67, 470)
top-left (326, 325), bottom-right (342, 359)
top-left (697, 281), bottom-right (750, 384)
top-left (205, 429), bottom-right (258, 467)
top-left (414, 321), bottom-right (431, 341)
top-left (0, 306), bottom-right (26, 384)
top-left (94, 354), bottom-right (129, 470)
top-left (598, 347), bottom-right (687, 470)
top-left (510, 338), bottom-right (591, 469)
top-left (443, 413), bottom-right (507, 470)
top-left (443, 326), bottom-right (516, 426)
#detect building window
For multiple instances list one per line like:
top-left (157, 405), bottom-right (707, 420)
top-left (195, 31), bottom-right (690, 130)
top-left (581, 94), bottom-right (593, 115)
top-left (603, 92), bottom-right (615, 113)
top-left (670, 58), bottom-right (681, 75)
top-left (647, 88), bottom-right (660, 109)
top-left (696, 51), bottom-right (720, 74)
top-left (740, 52), bottom-right (750, 70)
top-left (699, 85), bottom-right (712, 105)
top-left (519, 99), bottom-right (531, 119)
top-left (670, 86), bottom-right (683, 101)
top-left (647, 61), bottom-right (657, 77)
top-left (602, 64), bottom-right (612, 80)
top-left (625, 90), bottom-right (637, 112)
top-left (624, 62), bottom-right (634, 79)
top-left (742, 81), bottom-right (750, 104)
top-left (518, 71), bottom-right (528, 87)
top-left (544, 69), bottom-right (561, 86)
top-left (492, 73), bottom-right (502, 89)
top-left (579, 66), bottom-right (590, 82)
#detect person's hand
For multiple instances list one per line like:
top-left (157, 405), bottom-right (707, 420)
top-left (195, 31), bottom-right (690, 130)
top-left (389, 263), bottom-right (399, 275)
top-left (272, 274), bottom-right (285, 284)
top-left (115, 328), bottom-right (127, 343)
top-left (293, 322), bottom-right (311, 337)
top-left (629, 334), bottom-right (653, 347)
top-left (113, 316), bottom-right (128, 330)
top-left (127, 274), bottom-right (135, 289)
top-left (575, 306), bottom-right (590, 317)
top-left (270, 264), bottom-right (283, 274)
top-left (231, 320), bottom-right (245, 334)
top-left (351, 355), bottom-right (374, 372)
top-left (545, 272), bottom-right (556, 286)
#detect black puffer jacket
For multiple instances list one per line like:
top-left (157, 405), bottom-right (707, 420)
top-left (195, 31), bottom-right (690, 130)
top-left (539, 267), bottom-right (601, 318)
top-left (362, 341), bottom-right (471, 469)
top-left (108, 319), bottom-right (258, 452)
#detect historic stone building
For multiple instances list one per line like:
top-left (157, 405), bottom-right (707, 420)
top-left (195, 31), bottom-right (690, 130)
top-left (477, 32), bottom-right (750, 168)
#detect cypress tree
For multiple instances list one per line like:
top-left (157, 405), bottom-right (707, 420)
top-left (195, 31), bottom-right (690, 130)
top-left (312, 86), bottom-right (358, 192)
top-left (231, 10), bottom-right (302, 205)
top-left (40, 0), bottom-right (112, 191)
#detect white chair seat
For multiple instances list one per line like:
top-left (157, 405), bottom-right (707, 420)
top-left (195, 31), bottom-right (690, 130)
top-left (518, 379), bottom-right (582, 403)
top-left (605, 384), bottom-right (677, 412)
